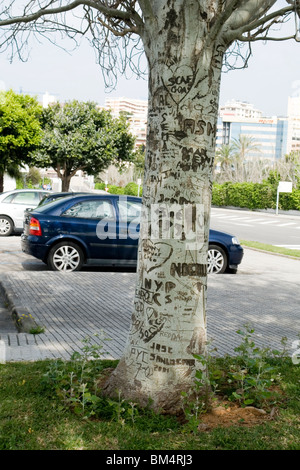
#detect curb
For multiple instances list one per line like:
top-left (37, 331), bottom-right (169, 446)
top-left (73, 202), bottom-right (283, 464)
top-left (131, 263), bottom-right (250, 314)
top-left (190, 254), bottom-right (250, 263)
top-left (211, 205), bottom-right (300, 218)
top-left (242, 245), bottom-right (300, 261)
top-left (0, 278), bottom-right (42, 334)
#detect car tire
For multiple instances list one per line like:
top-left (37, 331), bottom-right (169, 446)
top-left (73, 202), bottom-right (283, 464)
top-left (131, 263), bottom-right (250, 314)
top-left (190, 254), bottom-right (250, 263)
top-left (226, 267), bottom-right (237, 274)
top-left (47, 241), bottom-right (84, 272)
top-left (207, 244), bottom-right (227, 274)
top-left (0, 216), bottom-right (14, 237)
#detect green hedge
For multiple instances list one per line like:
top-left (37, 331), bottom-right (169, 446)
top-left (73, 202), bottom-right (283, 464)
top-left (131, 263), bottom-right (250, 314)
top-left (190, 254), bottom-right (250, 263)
top-left (212, 182), bottom-right (300, 211)
top-left (124, 182), bottom-right (142, 196)
top-left (95, 180), bottom-right (300, 211)
top-left (94, 182), bottom-right (142, 197)
top-left (94, 182), bottom-right (106, 190)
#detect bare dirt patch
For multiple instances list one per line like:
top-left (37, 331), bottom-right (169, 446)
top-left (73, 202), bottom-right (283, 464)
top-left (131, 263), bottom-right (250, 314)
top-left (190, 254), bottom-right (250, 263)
top-left (198, 403), bottom-right (273, 431)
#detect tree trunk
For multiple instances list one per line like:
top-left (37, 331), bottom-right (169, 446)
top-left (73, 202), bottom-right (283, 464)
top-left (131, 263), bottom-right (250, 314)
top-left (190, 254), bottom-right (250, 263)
top-left (103, 1), bottom-right (226, 414)
top-left (0, 173), bottom-right (4, 193)
top-left (61, 174), bottom-right (71, 192)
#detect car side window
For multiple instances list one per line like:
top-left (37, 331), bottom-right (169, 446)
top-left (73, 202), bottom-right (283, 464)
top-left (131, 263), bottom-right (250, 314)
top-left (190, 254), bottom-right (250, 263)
top-left (11, 192), bottom-right (40, 205)
top-left (117, 200), bottom-right (141, 222)
top-left (62, 200), bottom-right (115, 219)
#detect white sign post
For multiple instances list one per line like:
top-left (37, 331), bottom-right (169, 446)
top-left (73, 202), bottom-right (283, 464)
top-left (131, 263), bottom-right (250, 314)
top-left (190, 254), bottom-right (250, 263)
top-left (276, 181), bottom-right (293, 215)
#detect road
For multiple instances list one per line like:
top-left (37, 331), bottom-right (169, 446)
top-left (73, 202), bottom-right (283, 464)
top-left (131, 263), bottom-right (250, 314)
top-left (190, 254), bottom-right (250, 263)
top-left (0, 234), bottom-right (46, 273)
top-left (0, 206), bottom-right (300, 274)
top-left (211, 207), bottom-right (300, 250)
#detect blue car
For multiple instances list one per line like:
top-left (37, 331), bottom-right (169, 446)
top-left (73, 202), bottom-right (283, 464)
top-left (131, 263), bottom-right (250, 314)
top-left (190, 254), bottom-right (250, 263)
top-left (21, 194), bottom-right (243, 273)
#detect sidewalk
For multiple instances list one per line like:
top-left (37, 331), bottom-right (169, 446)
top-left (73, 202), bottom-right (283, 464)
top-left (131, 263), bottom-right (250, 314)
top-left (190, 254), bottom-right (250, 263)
top-left (0, 248), bottom-right (299, 362)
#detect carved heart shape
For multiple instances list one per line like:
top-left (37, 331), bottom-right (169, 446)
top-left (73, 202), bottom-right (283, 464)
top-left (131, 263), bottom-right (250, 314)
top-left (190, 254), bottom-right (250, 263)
top-left (163, 65), bottom-right (194, 104)
top-left (142, 239), bottom-right (174, 273)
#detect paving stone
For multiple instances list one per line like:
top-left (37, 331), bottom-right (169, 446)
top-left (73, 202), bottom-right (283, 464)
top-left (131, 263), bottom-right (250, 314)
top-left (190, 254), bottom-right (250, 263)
top-left (0, 248), bottom-right (299, 362)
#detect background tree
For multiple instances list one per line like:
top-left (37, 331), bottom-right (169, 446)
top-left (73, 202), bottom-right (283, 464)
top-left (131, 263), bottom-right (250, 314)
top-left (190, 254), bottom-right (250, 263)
top-left (282, 150), bottom-right (300, 187)
top-left (1, 162), bottom-right (22, 189)
top-left (0, 89), bottom-right (42, 192)
top-left (24, 167), bottom-right (42, 188)
top-left (132, 145), bottom-right (145, 181)
top-left (231, 135), bottom-right (262, 181)
top-left (215, 143), bottom-right (235, 180)
top-left (214, 149), bottom-right (300, 185)
top-left (32, 100), bottom-right (135, 192)
top-left (1, 1), bottom-right (299, 413)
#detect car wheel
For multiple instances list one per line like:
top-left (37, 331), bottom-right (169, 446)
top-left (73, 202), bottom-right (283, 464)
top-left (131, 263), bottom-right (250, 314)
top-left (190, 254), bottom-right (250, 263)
top-left (207, 244), bottom-right (227, 274)
top-left (0, 216), bottom-right (14, 236)
top-left (226, 267), bottom-right (237, 274)
top-left (47, 242), bottom-right (84, 272)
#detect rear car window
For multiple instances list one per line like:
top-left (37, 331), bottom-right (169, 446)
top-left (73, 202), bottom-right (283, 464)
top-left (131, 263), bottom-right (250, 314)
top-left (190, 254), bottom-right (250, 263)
top-left (33, 197), bottom-right (73, 213)
top-left (2, 194), bottom-right (15, 203)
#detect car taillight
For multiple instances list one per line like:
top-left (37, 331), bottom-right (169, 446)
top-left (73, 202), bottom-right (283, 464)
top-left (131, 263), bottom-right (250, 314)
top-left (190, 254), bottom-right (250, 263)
top-left (29, 217), bottom-right (42, 236)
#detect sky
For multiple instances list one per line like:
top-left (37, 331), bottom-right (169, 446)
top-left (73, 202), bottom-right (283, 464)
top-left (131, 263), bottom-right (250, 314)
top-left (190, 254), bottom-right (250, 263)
top-left (0, 5), bottom-right (299, 117)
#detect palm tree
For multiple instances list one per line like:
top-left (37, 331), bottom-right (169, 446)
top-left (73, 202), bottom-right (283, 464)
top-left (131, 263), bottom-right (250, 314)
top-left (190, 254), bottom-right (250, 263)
top-left (215, 144), bottom-right (235, 182)
top-left (215, 143), bottom-right (234, 169)
top-left (231, 135), bottom-right (261, 182)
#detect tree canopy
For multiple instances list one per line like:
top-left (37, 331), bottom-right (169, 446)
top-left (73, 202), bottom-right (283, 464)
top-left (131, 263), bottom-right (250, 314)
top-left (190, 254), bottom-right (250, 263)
top-left (32, 100), bottom-right (135, 191)
top-left (0, 89), bottom-right (42, 192)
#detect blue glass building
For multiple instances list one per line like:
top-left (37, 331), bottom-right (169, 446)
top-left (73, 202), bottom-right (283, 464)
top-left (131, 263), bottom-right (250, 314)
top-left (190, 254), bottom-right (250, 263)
top-left (216, 116), bottom-right (289, 160)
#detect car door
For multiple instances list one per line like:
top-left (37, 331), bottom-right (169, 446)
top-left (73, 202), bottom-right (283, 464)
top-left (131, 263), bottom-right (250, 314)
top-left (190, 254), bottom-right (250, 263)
top-left (60, 197), bottom-right (118, 262)
top-left (116, 197), bottom-right (141, 263)
top-left (8, 191), bottom-right (41, 229)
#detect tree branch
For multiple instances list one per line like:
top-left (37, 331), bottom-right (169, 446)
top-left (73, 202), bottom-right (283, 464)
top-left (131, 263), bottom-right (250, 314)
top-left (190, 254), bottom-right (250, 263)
top-left (223, 2), bottom-right (295, 42)
top-left (70, 166), bottom-right (85, 177)
top-left (238, 5), bottom-right (295, 36)
top-left (97, 16), bottom-right (138, 36)
top-left (240, 34), bottom-right (298, 41)
top-left (137, 0), bottom-right (154, 20)
top-left (0, 0), bottom-right (134, 27)
top-left (207, 0), bottom-right (241, 43)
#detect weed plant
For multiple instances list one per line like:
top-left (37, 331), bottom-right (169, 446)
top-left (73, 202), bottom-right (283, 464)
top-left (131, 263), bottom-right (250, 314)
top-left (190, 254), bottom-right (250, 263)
top-left (180, 325), bottom-right (292, 432)
top-left (1, 326), bottom-right (299, 450)
top-left (42, 325), bottom-right (296, 435)
top-left (42, 332), bottom-right (179, 431)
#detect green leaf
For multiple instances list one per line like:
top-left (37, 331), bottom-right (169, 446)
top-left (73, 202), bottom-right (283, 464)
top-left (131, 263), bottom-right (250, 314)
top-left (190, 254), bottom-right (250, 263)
top-left (244, 399), bottom-right (255, 405)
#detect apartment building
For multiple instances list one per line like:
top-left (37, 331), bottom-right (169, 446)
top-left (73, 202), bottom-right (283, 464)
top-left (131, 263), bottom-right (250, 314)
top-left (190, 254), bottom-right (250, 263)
top-left (287, 95), bottom-right (300, 153)
top-left (219, 99), bottom-right (263, 119)
top-left (105, 96), bottom-right (148, 148)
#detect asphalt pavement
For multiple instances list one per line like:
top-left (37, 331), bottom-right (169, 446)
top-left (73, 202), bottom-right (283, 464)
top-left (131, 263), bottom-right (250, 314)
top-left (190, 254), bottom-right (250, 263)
top-left (210, 206), bottom-right (300, 248)
top-left (0, 246), bottom-right (299, 363)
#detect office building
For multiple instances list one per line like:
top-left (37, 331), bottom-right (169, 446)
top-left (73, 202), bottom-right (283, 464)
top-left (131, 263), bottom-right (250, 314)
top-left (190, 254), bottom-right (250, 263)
top-left (217, 100), bottom-right (288, 160)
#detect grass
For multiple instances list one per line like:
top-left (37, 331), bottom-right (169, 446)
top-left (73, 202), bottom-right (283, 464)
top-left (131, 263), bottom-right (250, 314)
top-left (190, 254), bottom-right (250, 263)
top-left (0, 358), bottom-right (299, 450)
top-left (240, 240), bottom-right (300, 258)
